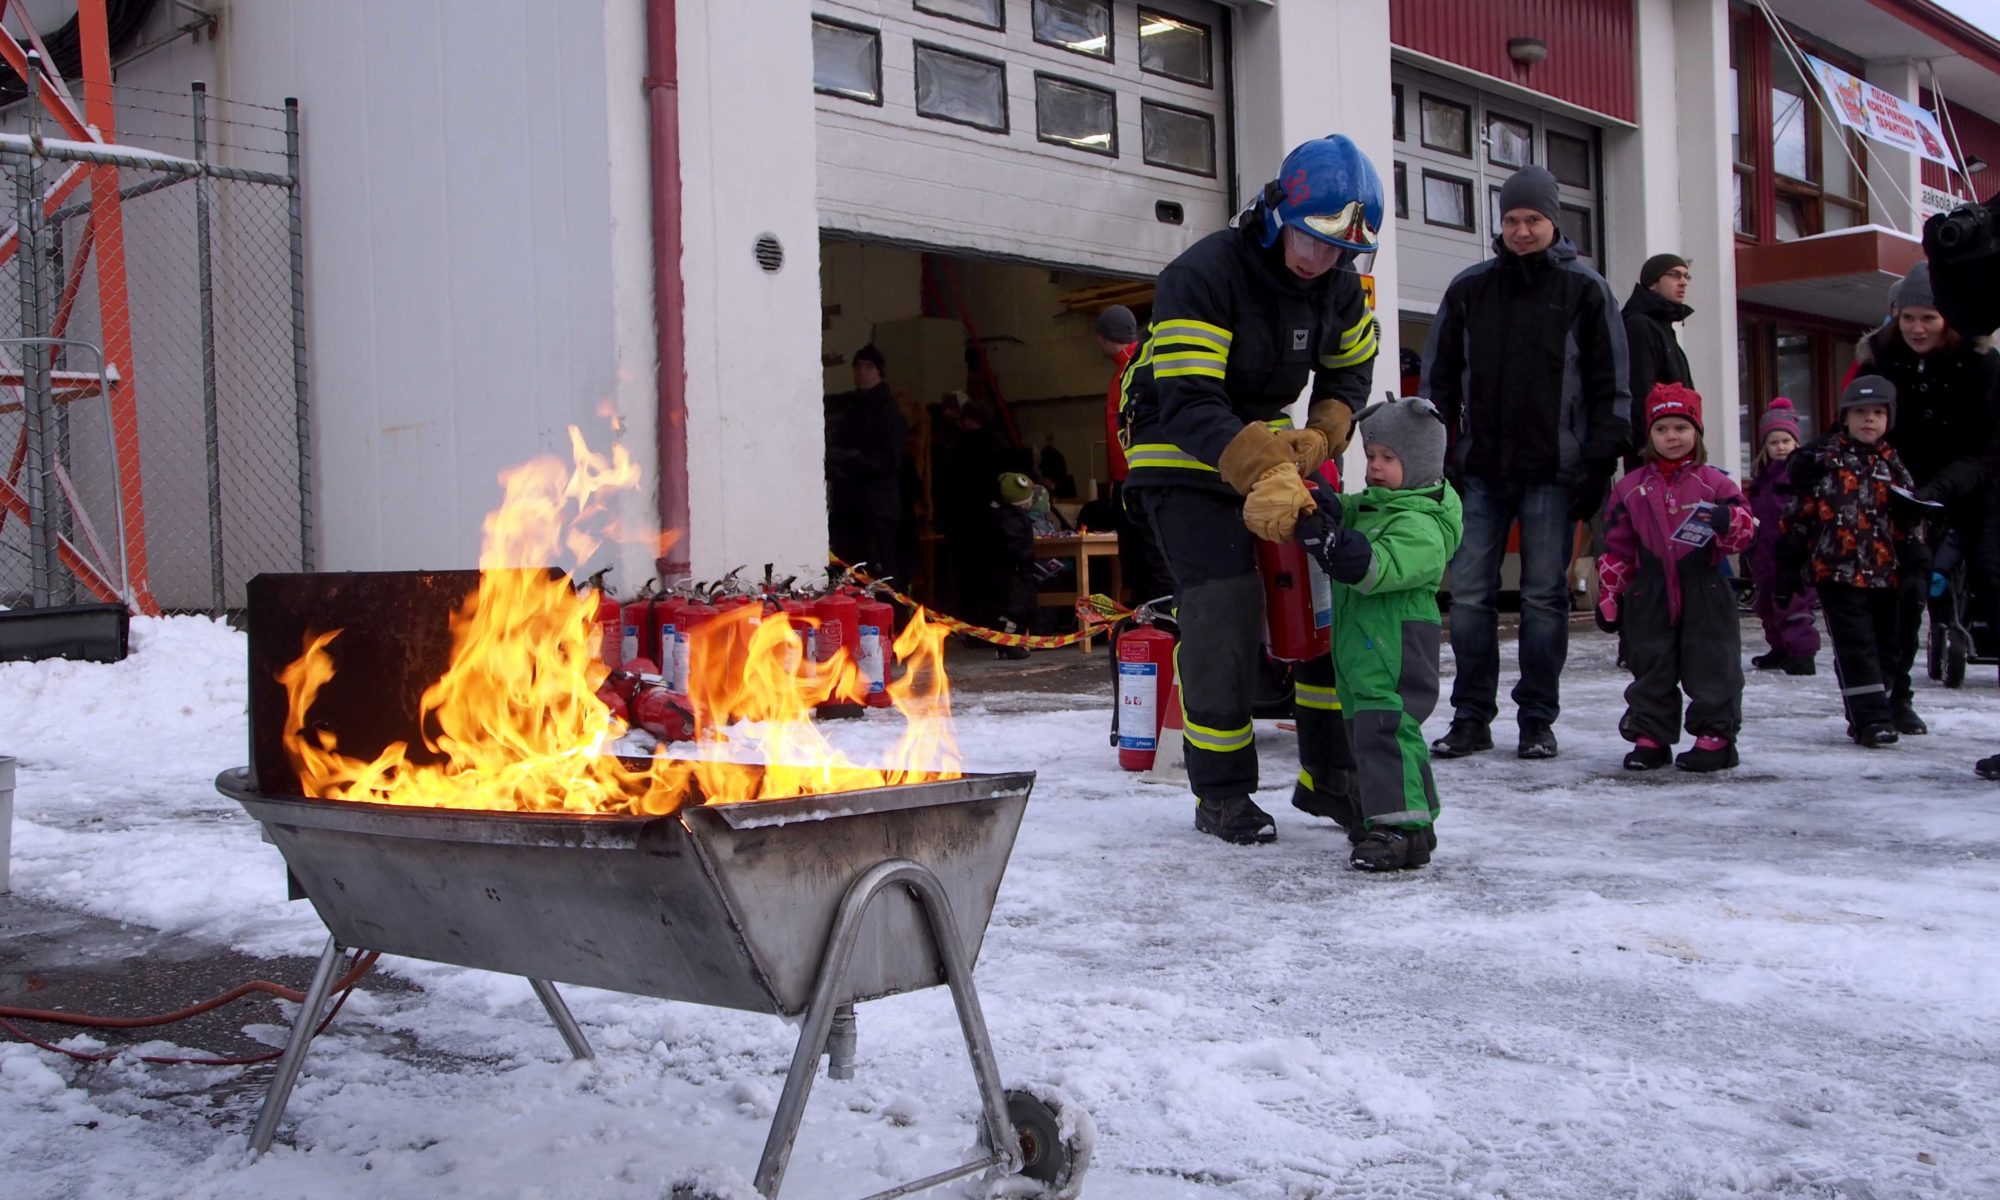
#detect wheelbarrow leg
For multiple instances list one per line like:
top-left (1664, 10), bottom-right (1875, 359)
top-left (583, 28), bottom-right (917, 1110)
top-left (528, 978), bottom-right (594, 1061)
top-left (247, 936), bottom-right (343, 1157)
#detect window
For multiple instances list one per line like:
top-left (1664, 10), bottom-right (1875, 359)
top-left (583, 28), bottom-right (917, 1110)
top-left (1394, 161), bottom-right (1408, 220)
top-left (1420, 95), bottom-right (1472, 156)
top-left (1561, 204), bottom-right (1594, 257)
top-left (1392, 83), bottom-right (1405, 142)
top-left (914, 44), bottom-right (1008, 132)
top-left (1036, 74), bottom-right (1116, 155)
top-left (1423, 170), bottom-right (1473, 230)
top-left (1141, 100), bottom-right (1215, 175)
top-left (1033, 0), bottom-right (1111, 60)
top-left (915, 0), bottom-right (1003, 30)
top-left (1547, 131), bottom-right (1592, 187)
top-left (1138, 10), bottom-right (1211, 86)
top-left (812, 18), bottom-right (882, 105)
top-left (1731, 17), bottom-right (1758, 237)
top-left (1487, 114), bottom-right (1533, 168)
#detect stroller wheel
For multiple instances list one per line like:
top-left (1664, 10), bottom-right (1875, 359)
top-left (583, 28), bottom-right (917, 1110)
top-left (1929, 625), bottom-right (1945, 681)
top-left (1946, 630), bottom-right (1968, 690)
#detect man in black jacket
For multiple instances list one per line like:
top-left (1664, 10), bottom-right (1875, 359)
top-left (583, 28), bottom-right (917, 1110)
top-left (824, 344), bottom-right (908, 575)
top-left (1621, 254), bottom-right (1694, 469)
top-left (1422, 165), bottom-right (1631, 761)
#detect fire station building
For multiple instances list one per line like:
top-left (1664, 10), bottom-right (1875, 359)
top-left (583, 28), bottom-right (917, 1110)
top-left (100, 0), bottom-right (2000, 590)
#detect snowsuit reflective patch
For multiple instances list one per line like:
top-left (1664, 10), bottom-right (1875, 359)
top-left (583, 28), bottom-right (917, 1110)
top-left (1326, 483), bottom-right (1463, 829)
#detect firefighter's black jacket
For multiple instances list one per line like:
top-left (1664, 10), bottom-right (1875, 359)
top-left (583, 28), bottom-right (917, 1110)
top-left (1120, 220), bottom-right (1377, 493)
top-left (1422, 235), bottom-right (1631, 485)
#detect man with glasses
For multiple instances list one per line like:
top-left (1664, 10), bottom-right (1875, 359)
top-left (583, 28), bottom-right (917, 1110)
top-left (1422, 165), bottom-right (1631, 762)
top-left (1118, 134), bottom-right (1382, 846)
top-left (1621, 254), bottom-right (1696, 470)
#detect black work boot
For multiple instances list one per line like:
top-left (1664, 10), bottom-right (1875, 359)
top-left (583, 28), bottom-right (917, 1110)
top-left (1976, 753), bottom-right (2000, 781)
top-left (1430, 718), bottom-right (1492, 759)
top-left (1517, 720), bottom-right (1559, 760)
top-left (1290, 774), bottom-right (1364, 844)
top-left (1349, 824), bottom-right (1435, 872)
top-left (1194, 795), bottom-right (1277, 845)
top-left (1892, 703), bottom-right (1928, 736)
top-left (1855, 723), bottom-right (1900, 748)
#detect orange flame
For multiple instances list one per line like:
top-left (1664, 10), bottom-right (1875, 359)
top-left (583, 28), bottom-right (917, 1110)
top-left (278, 429), bottom-right (959, 813)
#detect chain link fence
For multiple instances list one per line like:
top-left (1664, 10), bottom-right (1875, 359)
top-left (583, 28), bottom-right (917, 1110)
top-left (0, 81), bottom-right (305, 614)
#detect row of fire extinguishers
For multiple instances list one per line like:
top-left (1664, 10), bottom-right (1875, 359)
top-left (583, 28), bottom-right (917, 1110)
top-left (580, 566), bottom-right (899, 745)
top-left (1111, 502), bottom-right (1336, 772)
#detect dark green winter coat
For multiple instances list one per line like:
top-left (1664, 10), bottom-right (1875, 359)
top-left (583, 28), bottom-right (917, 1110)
top-left (1329, 482), bottom-right (1464, 826)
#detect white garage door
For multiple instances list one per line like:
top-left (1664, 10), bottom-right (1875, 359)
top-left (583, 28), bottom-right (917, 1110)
top-left (811, 0), bottom-right (1232, 276)
top-left (1391, 66), bottom-right (1606, 315)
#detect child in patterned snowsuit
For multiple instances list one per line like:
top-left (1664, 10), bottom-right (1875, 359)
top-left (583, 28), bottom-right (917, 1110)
top-left (1776, 375), bottom-right (1930, 747)
top-left (1294, 397), bottom-right (1464, 872)
top-left (1597, 383), bottom-right (1757, 771)
top-left (1744, 397), bottom-right (1820, 674)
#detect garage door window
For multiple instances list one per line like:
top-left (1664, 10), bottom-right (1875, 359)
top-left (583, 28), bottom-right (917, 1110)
top-left (1034, 0), bottom-right (1112, 59)
top-left (915, 0), bottom-right (1003, 30)
top-left (1424, 171), bottom-right (1473, 230)
top-left (915, 43), bottom-right (1009, 132)
top-left (1420, 95), bottom-right (1471, 157)
top-left (1547, 131), bottom-right (1592, 187)
top-left (1394, 162), bottom-right (1408, 219)
top-left (1036, 74), bottom-right (1116, 155)
top-left (1138, 10), bottom-right (1212, 87)
top-left (1562, 204), bottom-right (1594, 258)
top-left (1487, 114), bottom-right (1533, 169)
top-left (1142, 100), bottom-right (1215, 176)
top-left (812, 18), bottom-right (882, 105)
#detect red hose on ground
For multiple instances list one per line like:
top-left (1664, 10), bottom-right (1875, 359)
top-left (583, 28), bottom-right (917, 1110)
top-left (0, 951), bottom-right (381, 1067)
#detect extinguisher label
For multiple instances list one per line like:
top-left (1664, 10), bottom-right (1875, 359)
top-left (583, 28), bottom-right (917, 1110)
top-left (621, 624), bottom-right (640, 664)
top-left (1117, 661), bottom-right (1160, 751)
top-left (658, 623), bottom-right (677, 681)
top-left (858, 625), bottom-right (886, 694)
top-left (1308, 555), bottom-right (1333, 631)
top-left (672, 632), bottom-right (691, 693)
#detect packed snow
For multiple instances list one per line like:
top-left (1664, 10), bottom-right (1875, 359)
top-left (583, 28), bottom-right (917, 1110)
top-left (3, 615), bottom-right (1998, 1199)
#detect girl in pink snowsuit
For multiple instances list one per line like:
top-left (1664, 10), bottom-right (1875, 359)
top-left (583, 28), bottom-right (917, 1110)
top-left (1597, 383), bottom-right (1757, 772)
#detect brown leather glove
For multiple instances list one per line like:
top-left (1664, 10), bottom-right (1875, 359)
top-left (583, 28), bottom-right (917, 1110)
top-left (1242, 463), bottom-right (1316, 542)
top-left (1274, 427), bottom-right (1331, 474)
top-left (1218, 422), bottom-right (1292, 494)
top-left (1305, 399), bottom-right (1355, 457)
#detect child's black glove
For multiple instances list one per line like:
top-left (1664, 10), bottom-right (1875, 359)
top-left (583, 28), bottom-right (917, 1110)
top-left (1704, 501), bottom-right (1738, 536)
top-left (1297, 484), bottom-right (1372, 585)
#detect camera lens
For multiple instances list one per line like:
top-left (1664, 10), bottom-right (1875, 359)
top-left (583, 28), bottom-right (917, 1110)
top-left (1936, 220), bottom-right (1967, 248)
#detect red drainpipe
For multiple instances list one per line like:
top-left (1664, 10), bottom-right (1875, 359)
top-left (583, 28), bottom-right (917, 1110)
top-left (645, 0), bottom-right (691, 583)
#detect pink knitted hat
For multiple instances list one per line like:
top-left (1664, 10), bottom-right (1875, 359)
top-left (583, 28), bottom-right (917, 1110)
top-left (1758, 397), bottom-right (1802, 443)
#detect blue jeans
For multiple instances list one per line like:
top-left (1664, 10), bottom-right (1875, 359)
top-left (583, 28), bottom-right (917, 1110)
top-left (1446, 478), bottom-right (1576, 726)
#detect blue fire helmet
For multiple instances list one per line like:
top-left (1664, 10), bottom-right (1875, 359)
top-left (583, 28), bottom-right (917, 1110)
top-left (1259, 135), bottom-right (1385, 253)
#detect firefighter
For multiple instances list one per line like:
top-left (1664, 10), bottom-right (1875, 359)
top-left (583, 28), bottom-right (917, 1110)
top-left (1120, 134), bottom-right (1384, 845)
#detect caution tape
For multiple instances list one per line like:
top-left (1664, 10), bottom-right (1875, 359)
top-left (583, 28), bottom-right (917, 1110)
top-left (839, 562), bottom-right (1140, 649)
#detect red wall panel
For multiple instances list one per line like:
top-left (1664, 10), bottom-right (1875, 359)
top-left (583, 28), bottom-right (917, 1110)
top-left (1390, 0), bottom-right (1636, 123)
top-left (1918, 92), bottom-right (2000, 201)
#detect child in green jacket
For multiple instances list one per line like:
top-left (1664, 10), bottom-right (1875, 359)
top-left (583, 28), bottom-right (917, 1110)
top-left (1296, 397), bottom-right (1465, 871)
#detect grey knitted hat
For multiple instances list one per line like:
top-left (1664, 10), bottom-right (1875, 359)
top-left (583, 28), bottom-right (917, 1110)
top-left (1093, 305), bottom-right (1138, 344)
top-left (1889, 261), bottom-right (1934, 312)
top-left (1496, 165), bottom-right (1561, 224)
top-left (1357, 396), bottom-right (1448, 490)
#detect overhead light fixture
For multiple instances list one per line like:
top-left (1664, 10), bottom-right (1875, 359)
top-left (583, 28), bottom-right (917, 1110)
top-left (1967, 156), bottom-right (1991, 175)
top-left (1507, 37), bottom-right (1549, 66)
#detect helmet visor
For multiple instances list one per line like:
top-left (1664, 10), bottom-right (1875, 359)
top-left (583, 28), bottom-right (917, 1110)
top-left (1301, 199), bottom-right (1380, 250)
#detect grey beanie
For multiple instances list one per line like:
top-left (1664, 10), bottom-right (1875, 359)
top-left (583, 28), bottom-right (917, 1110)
top-left (1094, 305), bottom-right (1138, 344)
top-left (1840, 374), bottom-right (1898, 429)
top-left (1889, 261), bottom-right (1934, 312)
top-left (1357, 396), bottom-right (1448, 490)
top-left (1496, 165), bottom-right (1561, 224)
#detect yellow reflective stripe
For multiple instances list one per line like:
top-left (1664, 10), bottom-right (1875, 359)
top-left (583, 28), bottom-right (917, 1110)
top-left (1298, 768), bottom-right (1314, 790)
top-left (1264, 416), bottom-right (1295, 430)
top-left (1319, 336), bottom-right (1377, 370)
top-left (1336, 313), bottom-right (1374, 351)
top-left (1153, 351), bottom-right (1227, 380)
top-left (1151, 319), bottom-right (1233, 352)
top-left (1183, 718), bottom-right (1254, 753)
top-left (1125, 444), bottom-right (1218, 472)
top-left (1294, 681), bottom-right (1342, 711)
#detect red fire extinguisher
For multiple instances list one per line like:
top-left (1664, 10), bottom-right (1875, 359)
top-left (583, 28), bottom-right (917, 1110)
top-left (621, 580), bottom-right (658, 668)
top-left (1256, 538), bottom-right (1332, 662)
top-left (853, 591), bottom-right (895, 707)
top-left (1115, 619), bottom-right (1178, 771)
top-left (777, 596), bottom-right (815, 681)
top-left (632, 683), bottom-right (693, 742)
top-left (584, 568), bottom-right (622, 670)
top-left (672, 597), bottom-right (717, 694)
top-left (654, 594), bottom-right (686, 688)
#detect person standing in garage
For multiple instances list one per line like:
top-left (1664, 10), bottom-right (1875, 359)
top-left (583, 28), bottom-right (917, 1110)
top-left (1119, 134), bottom-right (1383, 846)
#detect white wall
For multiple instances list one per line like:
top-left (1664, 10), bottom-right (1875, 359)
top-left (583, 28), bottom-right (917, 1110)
top-left (101, 0), bottom-right (662, 587)
top-left (677, 0), bottom-right (828, 581)
top-left (1233, 0), bottom-right (1401, 486)
top-left (1673, 0), bottom-right (1742, 475)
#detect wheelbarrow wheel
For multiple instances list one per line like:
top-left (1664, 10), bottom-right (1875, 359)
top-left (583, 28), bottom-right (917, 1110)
top-left (992, 1086), bottom-right (1093, 1199)
top-left (1929, 622), bottom-right (1944, 681)
top-left (1946, 632), bottom-right (1967, 689)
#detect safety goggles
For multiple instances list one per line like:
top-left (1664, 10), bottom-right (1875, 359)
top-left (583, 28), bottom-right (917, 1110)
top-left (1300, 199), bottom-right (1380, 250)
top-left (1282, 226), bottom-right (1374, 278)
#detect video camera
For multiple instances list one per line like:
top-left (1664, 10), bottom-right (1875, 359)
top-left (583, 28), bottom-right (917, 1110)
top-left (1922, 193), bottom-right (2000, 335)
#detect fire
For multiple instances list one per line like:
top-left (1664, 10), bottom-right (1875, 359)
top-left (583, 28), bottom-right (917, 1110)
top-left (278, 429), bottom-right (960, 813)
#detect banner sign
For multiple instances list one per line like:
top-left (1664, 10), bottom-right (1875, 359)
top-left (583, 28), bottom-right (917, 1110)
top-left (1805, 54), bottom-right (1955, 169)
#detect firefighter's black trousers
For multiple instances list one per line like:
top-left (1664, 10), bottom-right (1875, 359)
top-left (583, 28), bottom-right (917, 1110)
top-left (1137, 486), bottom-right (1353, 802)
top-left (1818, 582), bottom-right (1910, 730)
top-left (1617, 554), bottom-right (1743, 747)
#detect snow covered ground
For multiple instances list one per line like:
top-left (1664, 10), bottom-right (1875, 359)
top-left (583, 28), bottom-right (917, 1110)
top-left (3, 615), bottom-right (1998, 1199)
